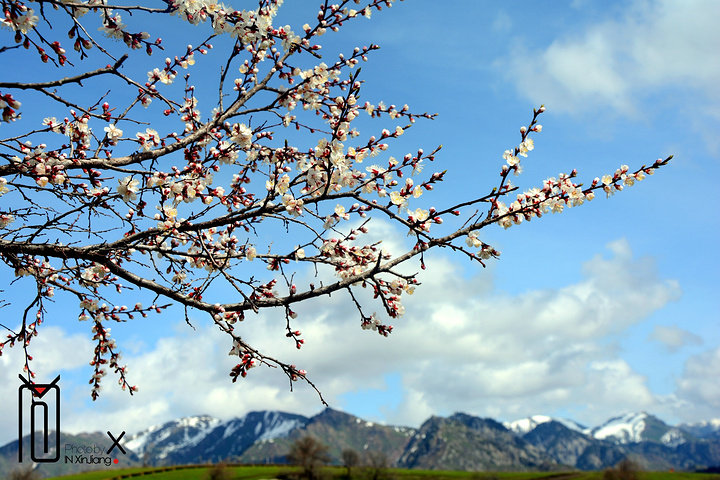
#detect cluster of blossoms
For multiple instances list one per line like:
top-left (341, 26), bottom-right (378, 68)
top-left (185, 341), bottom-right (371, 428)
top-left (6, 140), bottom-right (69, 188)
top-left (319, 230), bottom-right (389, 280)
top-left (465, 231), bottom-right (501, 260)
top-left (136, 128), bottom-right (161, 151)
top-left (80, 263), bottom-right (113, 287)
top-left (492, 162), bottom-right (659, 230)
top-left (0, 4), bottom-right (38, 34)
top-left (98, 9), bottom-right (158, 52)
top-left (376, 277), bottom-right (415, 319)
top-left (228, 338), bottom-right (257, 374)
top-left (104, 124), bottom-right (123, 145)
top-left (282, 194), bottom-right (304, 217)
top-left (0, 174), bottom-right (14, 228)
top-left (40, 112), bottom-right (93, 158)
top-left (492, 171), bottom-right (592, 229)
top-left (361, 312), bottom-right (380, 328)
top-left (600, 164), bottom-right (650, 196)
top-left (1, 92), bottom-right (22, 123)
top-left (0, 214), bottom-right (13, 228)
top-left (227, 336), bottom-right (311, 383)
top-left (484, 108), bottom-right (665, 232)
top-left (117, 177), bottom-right (140, 202)
top-left (89, 320), bottom-right (137, 399)
top-left (360, 317), bottom-right (391, 336)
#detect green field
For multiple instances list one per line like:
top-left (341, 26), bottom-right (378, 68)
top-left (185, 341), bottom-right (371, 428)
top-left (41, 465), bottom-right (720, 480)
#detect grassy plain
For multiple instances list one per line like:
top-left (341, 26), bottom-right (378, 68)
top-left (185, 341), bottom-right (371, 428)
top-left (43, 465), bottom-right (720, 480)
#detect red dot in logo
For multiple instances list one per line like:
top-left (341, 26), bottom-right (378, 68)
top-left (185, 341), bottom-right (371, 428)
top-left (113, 459), bottom-right (119, 464)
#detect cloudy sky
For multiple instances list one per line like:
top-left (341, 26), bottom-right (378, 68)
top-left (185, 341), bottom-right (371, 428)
top-left (1, 0), bottom-right (719, 447)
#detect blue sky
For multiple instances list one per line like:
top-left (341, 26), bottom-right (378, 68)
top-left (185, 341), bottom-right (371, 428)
top-left (1, 0), bottom-right (719, 447)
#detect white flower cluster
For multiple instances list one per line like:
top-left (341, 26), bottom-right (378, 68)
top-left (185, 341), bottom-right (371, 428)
top-left (465, 231), bottom-right (501, 260)
top-left (12, 140), bottom-right (68, 187)
top-left (117, 177), bottom-right (140, 202)
top-left (361, 312), bottom-right (383, 331)
top-left (169, 0), bottom-right (300, 51)
top-left (81, 263), bottom-right (111, 286)
top-left (104, 124), bottom-right (123, 145)
top-left (492, 163), bottom-right (651, 230)
top-left (503, 138), bottom-right (534, 168)
top-left (600, 164), bottom-right (649, 196)
top-left (0, 6), bottom-right (38, 34)
top-left (282, 194), bottom-right (304, 217)
top-left (320, 237), bottom-right (382, 279)
top-left (135, 128), bottom-right (160, 151)
top-left (0, 214), bottom-right (14, 228)
top-left (98, 10), bottom-right (127, 40)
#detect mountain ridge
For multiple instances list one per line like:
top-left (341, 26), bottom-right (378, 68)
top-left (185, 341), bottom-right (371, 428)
top-left (2, 409), bottom-right (719, 478)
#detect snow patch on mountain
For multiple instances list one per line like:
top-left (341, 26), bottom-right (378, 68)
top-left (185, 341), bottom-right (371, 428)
top-left (589, 412), bottom-right (648, 444)
top-left (124, 426), bottom-right (158, 454)
top-left (505, 415), bottom-right (553, 434)
top-left (505, 415), bottom-right (586, 435)
top-left (258, 419), bottom-right (302, 440)
top-left (176, 417), bottom-right (222, 448)
top-left (124, 415), bottom-right (220, 456)
top-left (222, 420), bottom-right (242, 439)
top-left (256, 412), bottom-right (305, 440)
top-left (661, 428), bottom-right (687, 447)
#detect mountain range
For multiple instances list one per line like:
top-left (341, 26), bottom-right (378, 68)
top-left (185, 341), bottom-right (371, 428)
top-left (2, 410), bottom-right (719, 478)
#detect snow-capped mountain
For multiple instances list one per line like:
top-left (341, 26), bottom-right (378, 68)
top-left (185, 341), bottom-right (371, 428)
top-left (124, 410), bottom-right (307, 464)
top-left (587, 412), bottom-right (691, 446)
top-left (125, 414), bottom-right (223, 458)
top-left (504, 415), bottom-right (587, 435)
top-left (588, 412), bottom-right (651, 444)
top-left (503, 412), bottom-right (720, 470)
top-left (518, 417), bottom-right (624, 470)
top-left (505, 412), bottom-right (718, 450)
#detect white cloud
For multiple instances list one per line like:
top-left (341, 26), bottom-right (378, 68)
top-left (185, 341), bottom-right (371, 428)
top-left (648, 325), bottom-right (703, 352)
top-left (497, 0), bottom-right (720, 122)
top-left (675, 346), bottom-right (720, 418)
top-left (0, 235), bottom-right (690, 445)
top-left (583, 360), bottom-right (656, 413)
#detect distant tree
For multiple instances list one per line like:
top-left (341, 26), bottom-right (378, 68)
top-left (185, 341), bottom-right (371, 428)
top-left (604, 457), bottom-right (641, 480)
top-left (204, 462), bottom-right (232, 480)
top-left (0, 0), bottom-right (671, 401)
top-left (342, 448), bottom-right (361, 479)
top-left (287, 436), bottom-right (331, 480)
top-left (363, 451), bottom-right (391, 480)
